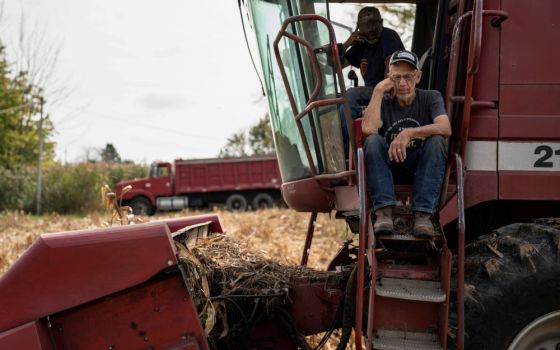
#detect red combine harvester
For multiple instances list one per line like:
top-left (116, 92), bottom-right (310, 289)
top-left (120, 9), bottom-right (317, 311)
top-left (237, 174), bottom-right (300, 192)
top-left (115, 157), bottom-right (282, 214)
top-left (1, 0), bottom-right (560, 349)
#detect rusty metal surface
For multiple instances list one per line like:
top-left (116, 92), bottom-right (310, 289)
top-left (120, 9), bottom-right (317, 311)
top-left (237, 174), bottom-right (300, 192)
top-left (0, 321), bottom-right (53, 350)
top-left (0, 222), bottom-right (178, 333)
top-left (49, 274), bottom-right (208, 350)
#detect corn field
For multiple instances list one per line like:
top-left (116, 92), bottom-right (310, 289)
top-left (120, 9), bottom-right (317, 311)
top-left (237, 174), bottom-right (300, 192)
top-left (0, 208), bottom-right (351, 275)
top-left (0, 208), bottom-right (360, 349)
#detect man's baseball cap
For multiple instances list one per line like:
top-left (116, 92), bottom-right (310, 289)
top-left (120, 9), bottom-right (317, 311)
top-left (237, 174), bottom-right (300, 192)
top-left (357, 7), bottom-right (382, 32)
top-left (389, 50), bottom-right (419, 69)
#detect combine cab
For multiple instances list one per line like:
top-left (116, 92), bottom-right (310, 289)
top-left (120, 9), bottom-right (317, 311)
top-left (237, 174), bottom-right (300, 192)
top-left (238, 0), bottom-right (560, 348)
top-left (1, 0), bottom-right (560, 349)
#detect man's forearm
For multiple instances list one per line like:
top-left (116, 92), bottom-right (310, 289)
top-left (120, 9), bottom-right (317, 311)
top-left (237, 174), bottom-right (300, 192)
top-left (361, 92), bottom-right (383, 135)
top-left (407, 121), bottom-right (451, 139)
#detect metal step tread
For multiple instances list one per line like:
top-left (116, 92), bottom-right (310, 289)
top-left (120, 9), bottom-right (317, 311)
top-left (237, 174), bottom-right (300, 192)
top-left (373, 329), bottom-right (442, 350)
top-left (375, 278), bottom-right (446, 302)
top-left (378, 231), bottom-right (441, 242)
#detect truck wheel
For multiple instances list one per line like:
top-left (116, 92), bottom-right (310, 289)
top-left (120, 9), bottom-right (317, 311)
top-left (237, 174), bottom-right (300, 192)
top-left (225, 194), bottom-right (248, 212)
top-left (130, 197), bottom-right (154, 216)
top-left (461, 220), bottom-right (560, 349)
top-left (252, 193), bottom-right (274, 210)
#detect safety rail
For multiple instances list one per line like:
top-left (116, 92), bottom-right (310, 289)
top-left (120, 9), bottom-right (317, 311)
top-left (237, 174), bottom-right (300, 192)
top-left (355, 146), bottom-right (370, 350)
top-left (442, 2), bottom-right (508, 349)
top-left (273, 15), bottom-right (356, 179)
top-left (446, 0), bottom-right (508, 158)
top-left (440, 0), bottom-right (508, 208)
top-left (455, 152), bottom-right (466, 350)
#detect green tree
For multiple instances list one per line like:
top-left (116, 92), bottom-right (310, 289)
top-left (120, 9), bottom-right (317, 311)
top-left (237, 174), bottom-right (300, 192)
top-left (219, 131), bottom-right (249, 158)
top-left (0, 45), bottom-right (54, 169)
top-left (248, 114), bottom-right (275, 156)
top-left (219, 114), bottom-right (275, 158)
top-left (99, 143), bottom-right (121, 163)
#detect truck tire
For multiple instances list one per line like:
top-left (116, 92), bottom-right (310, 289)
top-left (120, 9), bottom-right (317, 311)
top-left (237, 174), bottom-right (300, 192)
top-left (461, 220), bottom-right (560, 349)
top-left (225, 194), bottom-right (248, 212)
top-left (130, 197), bottom-right (154, 216)
top-left (252, 193), bottom-right (274, 210)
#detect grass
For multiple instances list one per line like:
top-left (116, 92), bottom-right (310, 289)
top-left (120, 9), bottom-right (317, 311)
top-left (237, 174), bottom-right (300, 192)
top-left (0, 207), bottom-right (360, 349)
top-left (0, 208), bottom-right (351, 275)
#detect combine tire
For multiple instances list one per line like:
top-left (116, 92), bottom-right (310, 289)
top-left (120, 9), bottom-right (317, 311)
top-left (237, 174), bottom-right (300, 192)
top-left (225, 194), bottom-right (248, 212)
top-left (462, 220), bottom-right (560, 349)
top-left (252, 193), bottom-right (274, 210)
top-left (130, 197), bottom-right (154, 216)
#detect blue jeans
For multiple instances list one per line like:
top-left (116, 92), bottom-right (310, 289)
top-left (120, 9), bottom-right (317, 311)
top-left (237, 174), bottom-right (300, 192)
top-left (340, 87), bottom-right (373, 156)
top-left (363, 134), bottom-right (447, 214)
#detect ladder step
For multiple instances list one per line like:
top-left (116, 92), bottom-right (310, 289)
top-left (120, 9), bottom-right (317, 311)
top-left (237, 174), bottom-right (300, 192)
top-left (378, 232), bottom-right (440, 242)
top-left (376, 278), bottom-right (445, 302)
top-left (373, 329), bottom-right (442, 350)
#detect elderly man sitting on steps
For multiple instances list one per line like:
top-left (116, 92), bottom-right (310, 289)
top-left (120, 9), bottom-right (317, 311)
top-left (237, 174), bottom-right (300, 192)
top-left (361, 50), bottom-right (452, 237)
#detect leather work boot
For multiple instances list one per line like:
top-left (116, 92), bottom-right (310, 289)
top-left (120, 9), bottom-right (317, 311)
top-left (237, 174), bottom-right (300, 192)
top-left (414, 212), bottom-right (436, 237)
top-left (374, 206), bottom-right (394, 236)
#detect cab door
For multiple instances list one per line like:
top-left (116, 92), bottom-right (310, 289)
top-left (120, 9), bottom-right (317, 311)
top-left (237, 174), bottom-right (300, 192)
top-left (148, 163), bottom-right (173, 197)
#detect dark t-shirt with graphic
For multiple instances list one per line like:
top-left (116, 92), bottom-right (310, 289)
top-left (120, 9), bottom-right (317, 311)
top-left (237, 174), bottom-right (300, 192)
top-left (345, 28), bottom-right (404, 87)
top-left (379, 89), bottom-right (446, 150)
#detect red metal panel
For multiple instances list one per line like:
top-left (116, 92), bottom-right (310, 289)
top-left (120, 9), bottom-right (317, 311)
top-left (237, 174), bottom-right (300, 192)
top-left (149, 175), bottom-right (173, 197)
top-left (0, 222), bottom-right (177, 332)
top-left (155, 214), bottom-right (224, 234)
top-left (464, 170), bottom-right (497, 207)
top-left (282, 178), bottom-right (334, 212)
top-left (175, 157), bottom-right (281, 193)
top-left (471, 0), bottom-right (499, 103)
top-left (0, 321), bottom-right (53, 350)
top-left (50, 275), bottom-right (209, 350)
top-left (469, 114), bottom-right (498, 140)
top-left (288, 283), bottom-right (343, 335)
top-left (499, 171), bottom-right (560, 200)
top-left (499, 85), bottom-right (560, 140)
top-left (469, 0), bottom-right (500, 140)
top-left (373, 296), bottom-right (440, 331)
top-left (439, 171), bottom-right (497, 226)
top-left (500, 1), bottom-right (560, 85)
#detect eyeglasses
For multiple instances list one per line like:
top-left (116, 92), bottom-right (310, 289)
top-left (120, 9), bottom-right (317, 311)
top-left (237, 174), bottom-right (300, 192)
top-left (389, 72), bottom-right (417, 83)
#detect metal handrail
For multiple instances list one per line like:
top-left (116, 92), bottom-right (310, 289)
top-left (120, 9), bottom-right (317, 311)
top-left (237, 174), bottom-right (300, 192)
top-left (455, 153), bottom-right (466, 350)
top-left (441, 4), bottom-right (508, 349)
top-left (440, 3), bottom-right (508, 209)
top-left (273, 14), bottom-right (355, 177)
top-left (355, 146), bottom-right (368, 349)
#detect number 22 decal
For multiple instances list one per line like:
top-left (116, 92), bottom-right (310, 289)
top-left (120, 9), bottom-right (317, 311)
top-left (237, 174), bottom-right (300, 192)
top-left (534, 145), bottom-right (560, 168)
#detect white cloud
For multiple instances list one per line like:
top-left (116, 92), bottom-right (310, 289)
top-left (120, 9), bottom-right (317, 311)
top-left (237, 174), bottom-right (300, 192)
top-left (3, 0), bottom-right (268, 164)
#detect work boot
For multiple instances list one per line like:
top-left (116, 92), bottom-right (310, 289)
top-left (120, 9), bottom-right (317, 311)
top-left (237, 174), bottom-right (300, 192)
top-left (374, 206), bottom-right (394, 236)
top-left (414, 212), bottom-right (436, 237)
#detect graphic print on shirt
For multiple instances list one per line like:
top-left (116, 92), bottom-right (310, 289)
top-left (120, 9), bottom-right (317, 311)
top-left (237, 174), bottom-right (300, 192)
top-left (360, 59), bottom-right (368, 77)
top-left (383, 117), bottom-right (423, 150)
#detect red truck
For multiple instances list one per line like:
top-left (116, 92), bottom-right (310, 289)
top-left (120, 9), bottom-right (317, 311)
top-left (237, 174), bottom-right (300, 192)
top-left (115, 156), bottom-right (282, 214)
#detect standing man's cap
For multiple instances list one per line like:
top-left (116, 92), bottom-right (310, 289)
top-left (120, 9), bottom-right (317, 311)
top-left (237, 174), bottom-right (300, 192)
top-left (357, 7), bottom-right (382, 32)
top-left (389, 50), bottom-right (419, 69)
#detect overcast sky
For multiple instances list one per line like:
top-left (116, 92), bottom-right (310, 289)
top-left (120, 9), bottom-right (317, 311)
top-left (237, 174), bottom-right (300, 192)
top-left (2, 0), bottom-right (268, 164)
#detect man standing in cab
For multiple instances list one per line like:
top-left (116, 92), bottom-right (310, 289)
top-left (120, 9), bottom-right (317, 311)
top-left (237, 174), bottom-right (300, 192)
top-left (339, 6), bottom-right (404, 156)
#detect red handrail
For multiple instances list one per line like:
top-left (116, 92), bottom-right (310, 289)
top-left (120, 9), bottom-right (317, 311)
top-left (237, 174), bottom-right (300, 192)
top-left (455, 152), bottom-right (466, 350)
top-left (355, 146), bottom-right (369, 349)
top-left (273, 14), bottom-right (356, 176)
top-left (440, 2), bottom-right (508, 209)
top-left (441, 3), bottom-right (508, 349)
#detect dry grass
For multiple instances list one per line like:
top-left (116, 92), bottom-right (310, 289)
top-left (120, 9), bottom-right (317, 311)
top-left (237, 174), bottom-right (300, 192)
top-left (0, 208), bottom-right (359, 349)
top-left (0, 207), bottom-right (351, 277)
